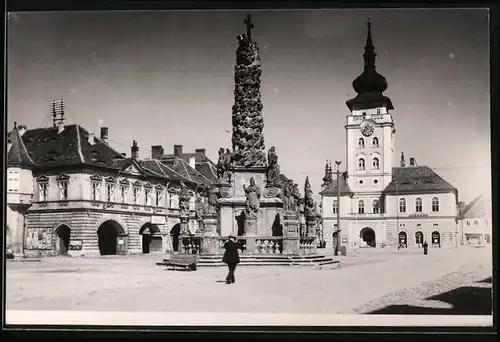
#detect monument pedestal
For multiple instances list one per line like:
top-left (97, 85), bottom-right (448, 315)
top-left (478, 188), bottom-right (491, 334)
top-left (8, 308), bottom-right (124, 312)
top-left (283, 213), bottom-right (300, 254)
top-left (244, 216), bottom-right (258, 253)
top-left (202, 214), bottom-right (219, 254)
top-left (179, 215), bottom-right (190, 254)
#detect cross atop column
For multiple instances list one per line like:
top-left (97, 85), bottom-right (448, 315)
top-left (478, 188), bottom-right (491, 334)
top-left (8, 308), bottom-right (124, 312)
top-left (244, 13), bottom-right (254, 42)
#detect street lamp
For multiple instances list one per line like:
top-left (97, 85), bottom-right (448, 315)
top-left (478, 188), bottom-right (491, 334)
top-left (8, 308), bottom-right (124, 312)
top-left (335, 160), bottom-right (342, 256)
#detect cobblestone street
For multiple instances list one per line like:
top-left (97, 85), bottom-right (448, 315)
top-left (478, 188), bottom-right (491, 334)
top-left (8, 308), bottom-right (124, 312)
top-left (6, 246), bottom-right (492, 317)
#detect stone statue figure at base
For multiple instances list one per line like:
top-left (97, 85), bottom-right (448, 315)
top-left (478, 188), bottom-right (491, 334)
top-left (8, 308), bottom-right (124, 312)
top-left (266, 146), bottom-right (281, 185)
top-left (243, 177), bottom-right (261, 220)
top-left (179, 183), bottom-right (191, 218)
top-left (216, 148), bottom-right (232, 184)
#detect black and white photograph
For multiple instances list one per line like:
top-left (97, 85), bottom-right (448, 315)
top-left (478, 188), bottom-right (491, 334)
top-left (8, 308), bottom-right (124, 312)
top-left (4, 3), bottom-right (494, 329)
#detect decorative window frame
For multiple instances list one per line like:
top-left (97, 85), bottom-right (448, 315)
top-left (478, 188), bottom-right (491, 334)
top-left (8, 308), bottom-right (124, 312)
top-left (399, 198), bottom-right (406, 213)
top-left (133, 180), bottom-right (142, 205)
top-left (144, 182), bottom-right (153, 206)
top-left (36, 175), bottom-right (49, 201)
top-left (56, 173), bottom-right (70, 201)
top-left (119, 178), bottom-right (130, 203)
top-left (415, 197), bottom-right (423, 213)
top-left (104, 176), bottom-right (117, 202)
top-left (372, 199), bottom-right (379, 213)
top-left (372, 157), bottom-right (380, 170)
top-left (372, 137), bottom-right (379, 147)
top-left (357, 158), bottom-right (365, 170)
top-left (90, 174), bottom-right (102, 201)
top-left (155, 184), bottom-right (164, 207)
top-left (358, 200), bottom-right (365, 214)
top-left (431, 196), bottom-right (440, 212)
top-left (167, 185), bottom-right (180, 209)
top-left (332, 199), bottom-right (338, 214)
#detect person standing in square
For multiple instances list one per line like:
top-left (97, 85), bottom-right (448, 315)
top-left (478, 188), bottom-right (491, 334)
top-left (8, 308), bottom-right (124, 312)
top-left (222, 235), bottom-right (243, 284)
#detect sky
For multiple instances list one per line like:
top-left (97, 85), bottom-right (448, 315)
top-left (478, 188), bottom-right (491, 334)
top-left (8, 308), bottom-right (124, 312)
top-left (7, 8), bottom-right (491, 203)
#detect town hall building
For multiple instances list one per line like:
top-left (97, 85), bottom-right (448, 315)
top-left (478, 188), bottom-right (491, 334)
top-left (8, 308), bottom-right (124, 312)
top-left (320, 22), bottom-right (459, 249)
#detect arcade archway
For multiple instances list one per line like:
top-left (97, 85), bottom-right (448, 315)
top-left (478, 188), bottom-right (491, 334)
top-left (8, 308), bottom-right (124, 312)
top-left (55, 225), bottom-right (71, 255)
top-left (360, 227), bottom-right (376, 247)
top-left (139, 223), bottom-right (161, 254)
top-left (97, 220), bottom-right (125, 255)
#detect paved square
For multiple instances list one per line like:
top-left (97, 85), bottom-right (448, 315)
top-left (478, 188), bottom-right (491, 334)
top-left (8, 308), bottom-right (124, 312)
top-left (6, 247), bottom-right (492, 315)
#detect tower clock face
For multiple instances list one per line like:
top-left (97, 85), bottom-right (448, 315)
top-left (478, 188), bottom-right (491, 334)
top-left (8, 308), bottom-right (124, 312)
top-left (360, 120), bottom-right (375, 137)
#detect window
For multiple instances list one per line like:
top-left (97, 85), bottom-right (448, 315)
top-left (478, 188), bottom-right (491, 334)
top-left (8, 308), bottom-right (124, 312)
top-left (372, 137), bottom-right (379, 147)
top-left (332, 200), bottom-right (338, 214)
top-left (92, 182), bottom-right (101, 201)
top-left (432, 197), bottom-right (439, 212)
top-left (358, 200), bottom-right (365, 214)
top-left (39, 182), bottom-right (48, 201)
top-left (373, 199), bottom-right (379, 213)
top-left (133, 187), bottom-right (141, 205)
top-left (376, 108), bottom-right (381, 114)
top-left (145, 189), bottom-right (151, 205)
top-left (433, 223), bottom-right (439, 227)
top-left (155, 189), bottom-right (163, 206)
top-left (474, 220), bottom-right (479, 226)
top-left (120, 185), bottom-right (128, 203)
top-left (372, 157), bottom-right (379, 170)
top-left (59, 181), bottom-right (69, 200)
top-left (8, 170), bottom-right (20, 192)
top-left (358, 158), bottom-right (365, 170)
top-left (106, 184), bottom-right (115, 202)
top-left (399, 198), bottom-right (406, 213)
top-left (466, 221), bottom-right (471, 226)
top-left (415, 197), bottom-right (423, 212)
top-left (358, 138), bottom-right (365, 148)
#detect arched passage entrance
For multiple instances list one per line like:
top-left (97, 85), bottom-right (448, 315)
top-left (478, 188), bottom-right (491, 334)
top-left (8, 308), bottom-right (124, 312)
top-left (55, 225), bottom-right (71, 255)
top-left (415, 231), bottom-right (424, 248)
top-left (98, 220), bottom-right (126, 255)
top-left (170, 223), bottom-right (181, 252)
top-left (398, 231), bottom-right (407, 248)
top-left (431, 231), bottom-right (441, 247)
top-left (139, 223), bottom-right (161, 254)
top-left (360, 227), bottom-right (376, 247)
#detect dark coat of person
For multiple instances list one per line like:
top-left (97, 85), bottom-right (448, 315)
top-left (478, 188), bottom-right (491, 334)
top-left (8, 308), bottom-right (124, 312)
top-left (222, 240), bottom-right (242, 265)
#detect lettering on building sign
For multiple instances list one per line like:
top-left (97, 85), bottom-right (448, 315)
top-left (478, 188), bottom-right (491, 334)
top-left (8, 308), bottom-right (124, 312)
top-left (409, 213), bottom-right (428, 218)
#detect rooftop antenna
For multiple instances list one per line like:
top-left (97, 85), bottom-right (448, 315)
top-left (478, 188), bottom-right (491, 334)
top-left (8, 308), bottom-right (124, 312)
top-left (51, 99), bottom-right (66, 128)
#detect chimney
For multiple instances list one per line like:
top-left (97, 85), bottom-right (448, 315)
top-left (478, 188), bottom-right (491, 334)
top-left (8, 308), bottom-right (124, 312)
top-left (400, 152), bottom-right (406, 167)
top-left (18, 125), bottom-right (27, 136)
top-left (58, 121), bottom-right (65, 134)
top-left (409, 157), bottom-right (416, 167)
top-left (151, 145), bottom-right (164, 160)
top-left (189, 156), bottom-right (196, 168)
top-left (100, 127), bottom-right (109, 145)
top-left (131, 140), bottom-right (139, 159)
top-left (195, 148), bottom-right (206, 155)
top-left (88, 132), bottom-right (95, 145)
top-left (173, 144), bottom-right (183, 158)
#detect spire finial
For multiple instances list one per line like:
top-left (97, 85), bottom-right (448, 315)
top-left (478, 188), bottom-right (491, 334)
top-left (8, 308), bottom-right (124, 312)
top-left (244, 13), bottom-right (254, 42)
top-left (14, 121), bottom-right (17, 129)
top-left (363, 19), bottom-right (376, 69)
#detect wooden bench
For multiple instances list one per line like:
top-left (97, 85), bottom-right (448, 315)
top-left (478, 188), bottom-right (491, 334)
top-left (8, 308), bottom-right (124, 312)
top-left (165, 254), bottom-right (200, 271)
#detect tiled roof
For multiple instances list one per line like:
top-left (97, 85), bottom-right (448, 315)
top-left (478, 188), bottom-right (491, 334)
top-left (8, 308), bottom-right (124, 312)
top-left (7, 124), bottom-right (36, 168)
top-left (162, 151), bottom-right (215, 167)
top-left (383, 166), bottom-right (457, 194)
top-left (195, 161), bottom-right (218, 183)
top-left (319, 177), bottom-right (354, 196)
top-left (114, 158), bottom-right (164, 179)
top-left (163, 157), bottom-right (213, 186)
top-left (139, 159), bottom-right (194, 184)
top-left (462, 193), bottom-right (490, 219)
top-left (21, 124), bottom-right (125, 169)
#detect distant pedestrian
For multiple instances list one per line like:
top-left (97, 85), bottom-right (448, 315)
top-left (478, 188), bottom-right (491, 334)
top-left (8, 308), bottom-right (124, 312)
top-left (423, 241), bottom-right (428, 255)
top-left (222, 235), bottom-right (243, 284)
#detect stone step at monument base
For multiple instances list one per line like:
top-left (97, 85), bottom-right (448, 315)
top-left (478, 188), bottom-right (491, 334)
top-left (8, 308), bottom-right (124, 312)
top-left (157, 254), bottom-right (340, 269)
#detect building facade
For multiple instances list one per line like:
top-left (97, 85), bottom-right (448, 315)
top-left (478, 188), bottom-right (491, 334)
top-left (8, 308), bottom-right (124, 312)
top-left (320, 22), bottom-right (459, 249)
top-left (7, 115), bottom-right (213, 258)
top-left (457, 193), bottom-right (492, 245)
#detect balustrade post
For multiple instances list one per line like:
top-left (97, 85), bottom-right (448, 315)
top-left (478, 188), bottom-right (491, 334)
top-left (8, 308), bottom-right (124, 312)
top-left (283, 213), bottom-right (300, 255)
top-left (201, 214), bottom-right (219, 254)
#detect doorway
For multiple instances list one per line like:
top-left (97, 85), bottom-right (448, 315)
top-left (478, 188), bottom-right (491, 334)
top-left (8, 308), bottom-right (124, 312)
top-left (398, 231), bottom-right (407, 247)
top-left (415, 231), bottom-right (423, 247)
top-left (360, 227), bottom-right (376, 247)
top-left (140, 223), bottom-right (161, 254)
top-left (56, 225), bottom-right (71, 255)
top-left (431, 231), bottom-right (441, 247)
top-left (97, 220), bottom-right (125, 255)
top-left (170, 223), bottom-right (181, 252)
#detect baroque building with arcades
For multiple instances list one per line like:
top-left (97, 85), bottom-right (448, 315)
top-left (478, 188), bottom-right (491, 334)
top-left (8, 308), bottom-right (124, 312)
top-left (6, 103), bottom-right (216, 258)
top-left (319, 22), bottom-right (459, 250)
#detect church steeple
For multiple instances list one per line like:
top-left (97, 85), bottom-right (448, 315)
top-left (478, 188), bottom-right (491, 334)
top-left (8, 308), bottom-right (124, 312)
top-left (346, 21), bottom-right (394, 111)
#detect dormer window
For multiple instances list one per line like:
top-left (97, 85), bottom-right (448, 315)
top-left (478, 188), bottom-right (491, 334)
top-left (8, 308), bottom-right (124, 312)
top-left (358, 158), bottom-right (365, 170)
top-left (37, 175), bottom-right (49, 201)
top-left (372, 137), bottom-right (379, 147)
top-left (358, 138), bottom-right (365, 148)
top-left (56, 173), bottom-right (70, 200)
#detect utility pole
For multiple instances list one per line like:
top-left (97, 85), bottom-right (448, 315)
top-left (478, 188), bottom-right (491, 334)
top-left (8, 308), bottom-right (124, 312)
top-left (335, 160), bottom-right (342, 256)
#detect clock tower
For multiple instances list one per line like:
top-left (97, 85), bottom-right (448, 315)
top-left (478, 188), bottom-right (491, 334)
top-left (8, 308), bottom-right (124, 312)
top-left (345, 21), bottom-right (395, 194)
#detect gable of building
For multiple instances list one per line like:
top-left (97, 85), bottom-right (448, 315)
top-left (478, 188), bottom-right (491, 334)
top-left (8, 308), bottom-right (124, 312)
top-left (383, 166), bottom-right (457, 194)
